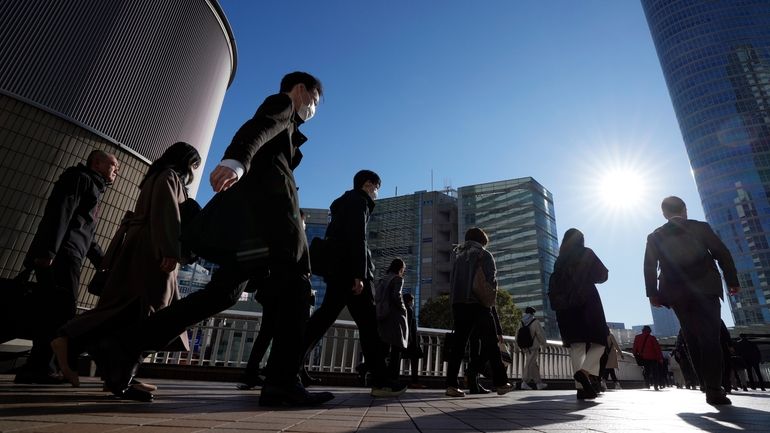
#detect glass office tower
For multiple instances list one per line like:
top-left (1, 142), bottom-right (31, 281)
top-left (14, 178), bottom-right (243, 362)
top-left (642, 0), bottom-right (770, 325)
top-left (458, 177), bottom-right (560, 338)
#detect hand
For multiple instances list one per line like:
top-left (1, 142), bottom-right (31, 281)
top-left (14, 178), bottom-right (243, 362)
top-left (728, 286), bottom-right (740, 296)
top-left (160, 257), bottom-right (178, 273)
top-left (352, 278), bottom-right (364, 295)
top-left (210, 165), bottom-right (238, 192)
top-left (34, 257), bottom-right (54, 267)
top-left (649, 296), bottom-right (662, 307)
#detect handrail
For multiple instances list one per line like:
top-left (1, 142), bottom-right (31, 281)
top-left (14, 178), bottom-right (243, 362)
top-left (145, 310), bottom-right (645, 381)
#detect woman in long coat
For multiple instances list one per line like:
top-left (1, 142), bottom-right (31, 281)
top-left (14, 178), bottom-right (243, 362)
top-left (374, 258), bottom-right (408, 382)
top-left (551, 228), bottom-right (609, 400)
top-left (51, 142), bottom-right (200, 394)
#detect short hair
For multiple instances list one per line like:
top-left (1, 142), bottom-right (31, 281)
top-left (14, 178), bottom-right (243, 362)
top-left (280, 71), bottom-right (323, 97)
top-left (403, 293), bottom-right (414, 303)
top-left (353, 170), bottom-right (381, 190)
top-left (86, 150), bottom-right (111, 168)
top-left (387, 257), bottom-right (405, 274)
top-left (525, 306), bottom-right (536, 314)
top-left (643, 325), bottom-right (652, 333)
top-left (464, 227), bottom-right (489, 246)
top-left (661, 196), bottom-right (686, 217)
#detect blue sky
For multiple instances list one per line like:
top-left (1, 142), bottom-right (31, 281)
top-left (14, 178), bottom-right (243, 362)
top-left (201, 0), bottom-right (734, 328)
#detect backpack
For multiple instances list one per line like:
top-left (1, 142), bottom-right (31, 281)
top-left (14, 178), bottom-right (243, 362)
top-left (654, 223), bottom-right (712, 283)
top-left (547, 257), bottom-right (590, 311)
top-left (516, 320), bottom-right (534, 349)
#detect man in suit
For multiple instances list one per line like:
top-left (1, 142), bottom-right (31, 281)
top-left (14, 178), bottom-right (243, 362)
top-left (99, 72), bottom-right (333, 406)
top-left (644, 196), bottom-right (740, 405)
top-left (15, 150), bottom-right (118, 384)
top-left (300, 170), bottom-right (406, 397)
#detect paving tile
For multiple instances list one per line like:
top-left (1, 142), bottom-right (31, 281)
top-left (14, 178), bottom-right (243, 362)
top-left (0, 420), bottom-right (57, 432)
top-left (20, 423), bottom-right (131, 433)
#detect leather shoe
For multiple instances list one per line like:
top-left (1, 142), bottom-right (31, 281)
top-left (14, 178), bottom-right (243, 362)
top-left (706, 391), bottom-right (732, 406)
top-left (116, 387), bottom-right (154, 402)
top-left (573, 371), bottom-right (598, 399)
top-left (259, 383), bottom-right (334, 407)
top-left (299, 368), bottom-right (321, 387)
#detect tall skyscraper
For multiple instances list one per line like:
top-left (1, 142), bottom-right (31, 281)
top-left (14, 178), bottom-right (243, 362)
top-left (642, 0), bottom-right (770, 325)
top-left (0, 0), bottom-right (236, 309)
top-left (457, 177), bottom-right (560, 338)
top-left (651, 306), bottom-right (681, 338)
top-left (303, 207), bottom-right (330, 309)
top-left (368, 190), bottom-right (458, 319)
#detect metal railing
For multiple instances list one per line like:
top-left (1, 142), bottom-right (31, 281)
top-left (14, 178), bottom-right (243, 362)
top-left (146, 310), bottom-right (645, 381)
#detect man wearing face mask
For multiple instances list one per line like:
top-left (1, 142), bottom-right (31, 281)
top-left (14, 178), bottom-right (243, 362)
top-left (96, 72), bottom-right (333, 406)
top-left (300, 170), bottom-right (407, 397)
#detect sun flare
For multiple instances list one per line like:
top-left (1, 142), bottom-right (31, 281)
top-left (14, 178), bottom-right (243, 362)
top-left (598, 169), bottom-right (647, 211)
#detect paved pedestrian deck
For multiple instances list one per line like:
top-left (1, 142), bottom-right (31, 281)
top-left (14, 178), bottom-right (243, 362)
top-left (1, 375), bottom-right (769, 432)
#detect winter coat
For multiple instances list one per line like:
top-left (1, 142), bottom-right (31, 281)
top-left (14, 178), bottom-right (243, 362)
top-left (375, 273), bottom-right (408, 349)
top-left (521, 313), bottom-right (547, 351)
top-left (553, 247), bottom-right (609, 347)
top-left (405, 302), bottom-right (420, 356)
top-left (633, 330), bottom-right (663, 362)
top-left (25, 164), bottom-right (106, 267)
top-left (605, 332), bottom-right (623, 369)
top-left (185, 93), bottom-right (309, 279)
top-left (644, 217), bottom-right (738, 304)
top-left (450, 240), bottom-right (497, 306)
top-left (325, 189), bottom-right (375, 283)
top-left (61, 169), bottom-right (189, 351)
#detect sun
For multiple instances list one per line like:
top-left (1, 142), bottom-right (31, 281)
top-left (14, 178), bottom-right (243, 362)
top-left (598, 168), bottom-right (647, 211)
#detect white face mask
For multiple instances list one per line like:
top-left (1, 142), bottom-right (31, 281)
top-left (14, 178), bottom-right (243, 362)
top-left (297, 91), bottom-right (316, 121)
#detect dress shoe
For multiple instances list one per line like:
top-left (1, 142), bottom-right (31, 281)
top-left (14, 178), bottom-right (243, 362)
top-left (573, 371), bottom-right (598, 399)
top-left (299, 368), bottom-right (321, 387)
top-left (236, 370), bottom-right (266, 390)
top-left (468, 374), bottom-right (490, 394)
top-left (130, 379), bottom-right (157, 392)
top-left (576, 389), bottom-right (596, 400)
top-left (115, 387), bottom-right (154, 402)
top-left (445, 386), bottom-right (465, 397)
top-left (706, 392), bottom-right (732, 406)
top-left (495, 382), bottom-right (514, 395)
top-left (371, 382), bottom-right (407, 397)
top-left (259, 383), bottom-right (334, 407)
top-left (408, 383), bottom-right (427, 389)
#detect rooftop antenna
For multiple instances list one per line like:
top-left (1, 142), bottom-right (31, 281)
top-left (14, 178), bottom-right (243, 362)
top-left (431, 169), bottom-right (434, 191)
top-left (395, 186), bottom-right (398, 196)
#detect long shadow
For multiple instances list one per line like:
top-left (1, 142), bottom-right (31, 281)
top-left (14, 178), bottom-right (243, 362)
top-left (679, 405), bottom-right (770, 432)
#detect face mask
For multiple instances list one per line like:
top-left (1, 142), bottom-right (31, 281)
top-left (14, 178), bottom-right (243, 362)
top-left (297, 91), bottom-right (316, 121)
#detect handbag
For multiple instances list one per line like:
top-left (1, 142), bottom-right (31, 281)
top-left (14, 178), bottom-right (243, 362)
top-left (0, 268), bottom-right (70, 342)
top-left (472, 262), bottom-right (497, 307)
top-left (88, 210), bottom-right (134, 296)
top-left (499, 341), bottom-right (512, 366)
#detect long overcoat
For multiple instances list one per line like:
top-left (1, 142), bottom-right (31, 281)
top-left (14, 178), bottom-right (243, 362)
top-left (62, 169), bottom-right (189, 350)
top-left (553, 247), bottom-right (609, 347)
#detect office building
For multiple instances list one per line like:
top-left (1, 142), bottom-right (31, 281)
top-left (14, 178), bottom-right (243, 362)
top-left (642, 0), bottom-right (770, 325)
top-left (0, 0), bottom-right (236, 309)
top-left (303, 207), bottom-right (330, 309)
top-left (457, 177), bottom-right (560, 338)
top-left (651, 306), bottom-right (681, 338)
top-left (368, 190), bottom-right (458, 319)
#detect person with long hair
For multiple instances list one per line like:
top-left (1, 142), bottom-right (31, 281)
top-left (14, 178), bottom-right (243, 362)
top-left (551, 228), bottom-right (609, 400)
top-left (445, 227), bottom-right (513, 398)
top-left (51, 142), bottom-right (200, 400)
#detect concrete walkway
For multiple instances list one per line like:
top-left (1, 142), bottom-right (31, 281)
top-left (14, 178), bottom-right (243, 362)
top-left (1, 375), bottom-right (769, 432)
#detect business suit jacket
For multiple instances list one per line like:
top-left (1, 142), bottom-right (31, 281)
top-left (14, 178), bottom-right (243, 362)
top-left (219, 93), bottom-right (310, 277)
top-left (644, 217), bottom-right (738, 304)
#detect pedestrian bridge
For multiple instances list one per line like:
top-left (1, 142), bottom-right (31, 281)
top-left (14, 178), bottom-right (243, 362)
top-left (2, 375), bottom-right (768, 432)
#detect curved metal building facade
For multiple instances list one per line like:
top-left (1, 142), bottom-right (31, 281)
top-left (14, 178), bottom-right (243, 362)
top-left (642, 0), bottom-right (770, 325)
top-left (0, 0), bottom-right (235, 307)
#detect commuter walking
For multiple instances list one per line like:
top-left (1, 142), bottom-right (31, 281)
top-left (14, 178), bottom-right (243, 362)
top-left (633, 326), bottom-right (664, 390)
top-left (445, 227), bottom-right (513, 398)
top-left (518, 306), bottom-right (547, 390)
top-left (402, 293), bottom-right (425, 389)
top-left (644, 196), bottom-right (740, 405)
top-left (736, 334), bottom-right (766, 391)
top-left (375, 258), bottom-right (409, 383)
top-left (51, 143), bottom-right (199, 394)
top-left (600, 329), bottom-right (624, 389)
top-left (300, 170), bottom-right (406, 398)
top-left (14, 150), bottom-right (118, 385)
top-left (96, 72), bottom-right (333, 406)
top-left (549, 228), bottom-right (609, 400)
top-left (465, 306), bottom-right (504, 394)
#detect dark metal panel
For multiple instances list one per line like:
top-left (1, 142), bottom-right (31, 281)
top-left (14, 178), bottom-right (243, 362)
top-left (0, 0), bottom-right (235, 168)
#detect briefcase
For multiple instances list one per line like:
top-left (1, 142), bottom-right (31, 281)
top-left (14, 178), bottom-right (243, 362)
top-left (0, 268), bottom-right (69, 342)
